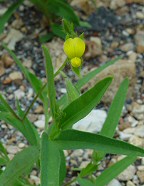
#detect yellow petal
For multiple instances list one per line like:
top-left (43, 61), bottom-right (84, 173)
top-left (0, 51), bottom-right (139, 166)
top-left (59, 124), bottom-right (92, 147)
top-left (64, 37), bottom-right (85, 59)
top-left (73, 37), bottom-right (85, 58)
top-left (64, 38), bottom-right (75, 59)
top-left (71, 57), bottom-right (81, 68)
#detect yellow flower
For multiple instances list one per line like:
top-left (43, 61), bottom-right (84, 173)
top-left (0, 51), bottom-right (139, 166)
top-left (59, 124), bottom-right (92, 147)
top-left (63, 37), bottom-right (85, 59)
top-left (71, 57), bottom-right (81, 68)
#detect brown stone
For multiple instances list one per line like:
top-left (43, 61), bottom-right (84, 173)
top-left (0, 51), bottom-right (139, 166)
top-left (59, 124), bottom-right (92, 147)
top-left (85, 37), bottom-right (103, 59)
top-left (3, 77), bottom-right (12, 85)
top-left (34, 105), bottom-right (44, 114)
top-left (2, 54), bottom-right (14, 68)
top-left (137, 171), bottom-right (144, 183)
top-left (83, 52), bottom-right (137, 104)
top-left (135, 31), bottom-right (144, 53)
top-left (0, 61), bottom-right (5, 76)
top-left (71, 0), bottom-right (96, 15)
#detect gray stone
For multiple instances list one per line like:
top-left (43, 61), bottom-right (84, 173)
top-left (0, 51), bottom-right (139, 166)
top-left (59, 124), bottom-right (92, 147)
top-left (7, 146), bottom-right (19, 154)
top-left (127, 181), bottom-right (136, 186)
top-left (118, 165), bottom-right (136, 181)
top-left (120, 43), bottom-right (134, 52)
top-left (14, 89), bottom-right (25, 100)
top-left (135, 31), bottom-right (144, 53)
top-left (34, 120), bottom-right (45, 129)
top-left (134, 125), bottom-right (144, 138)
top-left (129, 135), bottom-right (144, 147)
top-left (110, 0), bottom-right (125, 9)
top-left (108, 179), bottom-right (122, 186)
top-left (73, 109), bottom-right (107, 133)
top-left (9, 71), bottom-right (23, 80)
top-left (3, 29), bottom-right (24, 50)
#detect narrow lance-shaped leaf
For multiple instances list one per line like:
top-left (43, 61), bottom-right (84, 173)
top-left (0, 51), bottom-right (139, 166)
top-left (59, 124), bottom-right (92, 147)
top-left (95, 155), bottom-right (137, 186)
top-left (42, 45), bottom-right (58, 120)
top-left (0, 146), bottom-right (39, 186)
top-left (0, 141), bottom-right (8, 158)
top-left (77, 177), bottom-right (95, 186)
top-left (91, 78), bottom-right (130, 164)
top-left (4, 45), bottom-right (49, 126)
top-left (47, 0), bottom-right (79, 25)
top-left (51, 24), bottom-right (65, 39)
top-left (59, 151), bottom-right (66, 186)
top-left (0, 112), bottom-right (39, 146)
top-left (16, 100), bottom-right (40, 146)
top-left (0, 0), bottom-right (24, 34)
top-left (60, 77), bottom-right (113, 129)
top-left (79, 78), bottom-right (129, 177)
top-left (65, 77), bottom-right (80, 103)
top-left (41, 132), bottom-right (61, 186)
top-left (100, 78), bottom-right (129, 137)
top-left (0, 94), bottom-right (21, 121)
top-left (54, 130), bottom-right (144, 157)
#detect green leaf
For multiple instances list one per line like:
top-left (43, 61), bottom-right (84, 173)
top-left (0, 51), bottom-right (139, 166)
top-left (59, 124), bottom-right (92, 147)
top-left (0, 141), bottom-right (7, 158)
top-left (0, 94), bottom-right (21, 121)
top-left (60, 77), bottom-right (113, 129)
top-left (0, 158), bottom-right (7, 166)
top-left (54, 130), bottom-right (144, 157)
top-left (51, 24), bottom-right (65, 39)
top-left (94, 155), bottom-right (137, 186)
top-left (79, 162), bottom-right (98, 177)
top-left (79, 21), bottom-right (92, 28)
top-left (39, 33), bottom-right (54, 43)
top-left (77, 177), bottom-right (94, 186)
top-left (92, 78), bottom-right (130, 164)
top-left (58, 58), bottom-right (120, 108)
top-left (0, 112), bottom-right (39, 146)
top-left (100, 78), bottom-right (129, 137)
top-left (0, 0), bottom-right (24, 34)
top-left (3, 45), bottom-right (49, 127)
top-left (48, 0), bottom-right (79, 25)
top-left (59, 151), bottom-right (66, 186)
top-left (65, 78), bottom-right (80, 103)
top-left (0, 112), bottom-right (24, 132)
top-left (0, 146), bottom-right (39, 186)
top-left (16, 101), bottom-right (40, 146)
top-left (42, 45), bottom-right (57, 120)
top-left (41, 132), bottom-right (61, 186)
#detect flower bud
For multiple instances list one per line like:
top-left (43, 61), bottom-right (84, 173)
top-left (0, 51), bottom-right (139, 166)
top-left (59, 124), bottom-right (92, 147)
top-left (71, 57), bottom-right (81, 68)
top-left (64, 37), bottom-right (85, 59)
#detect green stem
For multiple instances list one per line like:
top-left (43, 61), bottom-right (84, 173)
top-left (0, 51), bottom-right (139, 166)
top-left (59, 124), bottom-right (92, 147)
top-left (22, 83), bottom-right (47, 121)
top-left (54, 58), bottom-right (68, 77)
